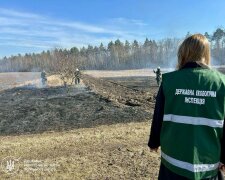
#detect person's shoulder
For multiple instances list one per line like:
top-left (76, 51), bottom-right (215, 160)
top-left (161, 70), bottom-right (182, 85)
top-left (162, 69), bottom-right (179, 77)
top-left (203, 68), bottom-right (225, 85)
top-left (207, 68), bottom-right (225, 77)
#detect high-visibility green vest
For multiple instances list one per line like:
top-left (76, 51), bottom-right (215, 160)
top-left (160, 67), bottom-right (225, 179)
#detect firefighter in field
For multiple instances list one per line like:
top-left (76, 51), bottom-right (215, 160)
top-left (74, 68), bottom-right (81, 84)
top-left (41, 70), bottom-right (47, 86)
top-left (153, 67), bottom-right (162, 86)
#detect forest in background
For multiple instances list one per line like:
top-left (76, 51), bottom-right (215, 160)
top-left (0, 28), bottom-right (225, 72)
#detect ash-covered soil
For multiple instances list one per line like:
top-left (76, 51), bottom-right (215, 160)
top-left (103, 76), bottom-right (158, 91)
top-left (0, 75), bottom-right (154, 135)
top-left (82, 75), bottom-right (158, 111)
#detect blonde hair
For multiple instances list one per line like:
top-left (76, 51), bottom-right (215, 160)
top-left (177, 34), bottom-right (210, 69)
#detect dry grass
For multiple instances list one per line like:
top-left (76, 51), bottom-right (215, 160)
top-left (0, 73), bottom-right (73, 91)
top-left (47, 75), bottom-right (65, 86)
top-left (0, 122), bottom-right (160, 179)
top-left (0, 72), bottom-right (41, 91)
top-left (83, 68), bottom-right (173, 78)
top-left (83, 69), bottom-right (156, 78)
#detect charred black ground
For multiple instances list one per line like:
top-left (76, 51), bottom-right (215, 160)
top-left (0, 75), bottom-right (158, 135)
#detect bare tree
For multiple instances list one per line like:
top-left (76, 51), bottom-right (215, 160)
top-left (53, 48), bottom-right (79, 87)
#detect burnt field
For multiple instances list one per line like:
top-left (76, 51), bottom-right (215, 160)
top-left (0, 72), bottom-right (157, 135)
top-left (103, 76), bottom-right (158, 91)
top-left (0, 71), bottom-right (160, 179)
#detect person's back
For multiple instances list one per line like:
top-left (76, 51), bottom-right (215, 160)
top-left (161, 67), bottom-right (225, 179)
top-left (74, 68), bottom-right (81, 84)
top-left (156, 68), bottom-right (161, 76)
top-left (74, 70), bottom-right (80, 77)
top-left (41, 71), bottom-right (46, 79)
top-left (41, 71), bottom-right (47, 86)
top-left (148, 34), bottom-right (225, 180)
top-left (154, 67), bottom-right (162, 86)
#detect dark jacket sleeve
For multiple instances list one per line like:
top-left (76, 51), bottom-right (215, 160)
top-left (220, 122), bottom-right (225, 164)
top-left (148, 85), bottom-right (165, 149)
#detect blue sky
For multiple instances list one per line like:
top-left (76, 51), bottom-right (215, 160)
top-left (0, 0), bottom-right (225, 57)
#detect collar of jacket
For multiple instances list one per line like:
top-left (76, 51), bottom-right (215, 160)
top-left (181, 62), bottom-right (211, 69)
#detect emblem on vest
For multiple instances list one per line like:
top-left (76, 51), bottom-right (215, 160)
top-left (175, 89), bottom-right (217, 105)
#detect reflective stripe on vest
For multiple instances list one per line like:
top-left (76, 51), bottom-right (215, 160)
top-left (161, 151), bottom-right (220, 173)
top-left (163, 114), bottom-right (224, 128)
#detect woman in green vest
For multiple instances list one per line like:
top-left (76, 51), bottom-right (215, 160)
top-left (148, 34), bottom-right (225, 180)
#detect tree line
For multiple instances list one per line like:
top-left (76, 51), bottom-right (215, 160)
top-left (0, 28), bottom-right (225, 72)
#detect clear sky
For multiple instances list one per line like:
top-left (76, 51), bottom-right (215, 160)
top-left (0, 0), bottom-right (225, 57)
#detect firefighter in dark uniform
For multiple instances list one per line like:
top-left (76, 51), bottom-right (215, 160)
top-left (153, 67), bottom-right (162, 86)
top-left (148, 34), bottom-right (225, 180)
top-left (41, 70), bottom-right (47, 86)
top-left (74, 68), bottom-right (81, 84)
